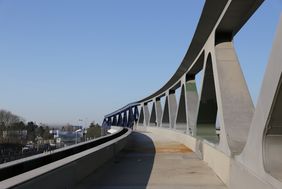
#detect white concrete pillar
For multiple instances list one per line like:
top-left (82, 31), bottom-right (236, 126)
top-left (213, 41), bottom-right (254, 154)
top-left (161, 96), bottom-right (170, 128)
top-left (155, 98), bottom-right (162, 127)
top-left (185, 76), bottom-right (199, 135)
top-left (175, 84), bottom-right (188, 132)
top-left (143, 103), bottom-right (150, 126)
top-left (168, 91), bottom-right (177, 129)
top-left (149, 102), bottom-right (157, 126)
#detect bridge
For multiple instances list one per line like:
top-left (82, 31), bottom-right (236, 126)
top-left (1, 0), bottom-right (282, 188)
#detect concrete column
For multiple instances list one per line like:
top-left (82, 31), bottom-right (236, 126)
top-left (155, 98), bottom-right (162, 127)
top-left (149, 102), bottom-right (157, 126)
top-left (112, 115), bottom-right (117, 126)
top-left (133, 106), bottom-right (139, 121)
top-left (128, 107), bottom-right (134, 128)
top-left (168, 91), bottom-right (177, 129)
top-left (137, 107), bottom-right (144, 126)
top-left (107, 117), bottom-right (112, 126)
top-left (122, 111), bottom-right (128, 127)
top-left (144, 103), bottom-right (150, 126)
top-left (233, 18), bottom-right (282, 189)
top-left (175, 84), bottom-right (188, 132)
top-left (213, 41), bottom-right (254, 154)
top-left (185, 77), bottom-right (199, 135)
top-left (117, 113), bottom-right (122, 126)
top-left (198, 33), bottom-right (231, 156)
top-left (161, 96), bottom-right (170, 128)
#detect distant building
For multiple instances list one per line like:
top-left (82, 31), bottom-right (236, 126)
top-left (61, 124), bottom-right (82, 132)
top-left (50, 125), bottom-right (83, 146)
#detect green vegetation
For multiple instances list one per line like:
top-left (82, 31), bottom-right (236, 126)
top-left (0, 109), bottom-right (102, 144)
top-left (86, 122), bottom-right (101, 139)
top-left (0, 110), bottom-right (52, 144)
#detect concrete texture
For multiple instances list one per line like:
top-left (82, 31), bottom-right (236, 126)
top-left (185, 79), bottom-right (199, 135)
top-left (76, 131), bottom-right (227, 189)
top-left (161, 96), bottom-right (170, 128)
top-left (149, 103), bottom-right (157, 126)
top-left (175, 85), bottom-right (187, 131)
top-left (144, 126), bottom-right (230, 186)
top-left (168, 92), bottom-right (178, 129)
top-left (117, 113), bottom-right (123, 126)
top-left (123, 111), bottom-right (128, 127)
top-left (138, 107), bottom-right (144, 125)
top-left (103, 1), bottom-right (282, 188)
top-left (213, 41), bottom-right (254, 154)
top-left (112, 116), bottom-right (117, 126)
top-left (144, 104), bottom-right (150, 126)
top-left (231, 16), bottom-right (282, 189)
top-left (155, 99), bottom-right (162, 127)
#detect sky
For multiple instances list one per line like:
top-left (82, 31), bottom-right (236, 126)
top-left (0, 1), bottom-right (281, 126)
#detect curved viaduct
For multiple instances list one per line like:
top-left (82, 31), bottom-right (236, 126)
top-left (1, 0), bottom-right (282, 189)
top-left (104, 0), bottom-right (282, 188)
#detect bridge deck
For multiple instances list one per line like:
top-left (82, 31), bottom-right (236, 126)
top-left (76, 131), bottom-right (227, 189)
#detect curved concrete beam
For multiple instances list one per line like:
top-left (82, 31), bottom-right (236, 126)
top-left (105, 0), bottom-right (264, 119)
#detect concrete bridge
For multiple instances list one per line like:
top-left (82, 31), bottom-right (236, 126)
top-left (103, 0), bottom-right (282, 188)
top-left (1, 0), bottom-right (282, 188)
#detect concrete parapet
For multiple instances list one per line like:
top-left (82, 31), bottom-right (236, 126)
top-left (0, 128), bottom-right (131, 189)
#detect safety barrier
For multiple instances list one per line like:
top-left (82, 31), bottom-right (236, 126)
top-left (0, 127), bottom-right (131, 189)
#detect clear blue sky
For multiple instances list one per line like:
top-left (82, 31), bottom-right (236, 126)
top-left (0, 1), bottom-right (281, 126)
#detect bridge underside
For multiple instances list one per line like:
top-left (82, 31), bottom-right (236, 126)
top-left (76, 130), bottom-right (226, 189)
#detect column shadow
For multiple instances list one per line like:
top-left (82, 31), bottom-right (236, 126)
top-left (76, 131), bottom-right (156, 189)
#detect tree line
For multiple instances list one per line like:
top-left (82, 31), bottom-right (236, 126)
top-left (0, 109), bottom-right (102, 145)
top-left (0, 110), bottom-right (52, 144)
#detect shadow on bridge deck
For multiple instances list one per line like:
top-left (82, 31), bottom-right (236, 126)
top-left (75, 131), bottom-right (226, 189)
top-left (75, 131), bottom-right (155, 189)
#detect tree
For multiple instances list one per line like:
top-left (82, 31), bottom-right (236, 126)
top-left (43, 126), bottom-right (52, 140)
top-left (26, 122), bottom-right (38, 142)
top-left (0, 110), bottom-right (25, 144)
top-left (5, 121), bottom-right (26, 144)
top-left (0, 110), bottom-right (23, 127)
top-left (86, 122), bottom-right (101, 139)
top-left (35, 126), bottom-right (44, 137)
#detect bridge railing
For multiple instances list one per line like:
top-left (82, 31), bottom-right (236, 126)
top-left (0, 127), bottom-right (131, 189)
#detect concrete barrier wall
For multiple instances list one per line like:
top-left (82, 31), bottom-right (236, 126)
top-left (0, 128), bottom-right (131, 189)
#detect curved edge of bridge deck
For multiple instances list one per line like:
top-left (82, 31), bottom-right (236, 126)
top-left (75, 129), bottom-right (227, 189)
